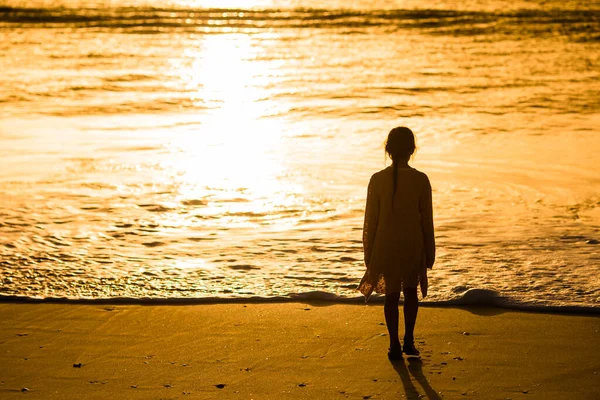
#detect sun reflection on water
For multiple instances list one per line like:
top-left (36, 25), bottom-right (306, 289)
top-left (167, 34), bottom-right (298, 224)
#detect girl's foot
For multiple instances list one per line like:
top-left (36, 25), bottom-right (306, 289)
top-left (388, 342), bottom-right (403, 361)
top-left (402, 342), bottom-right (420, 356)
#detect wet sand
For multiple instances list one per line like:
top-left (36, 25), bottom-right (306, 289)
top-left (0, 302), bottom-right (598, 399)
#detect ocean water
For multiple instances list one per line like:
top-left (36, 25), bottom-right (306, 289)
top-left (1, 0), bottom-right (599, 311)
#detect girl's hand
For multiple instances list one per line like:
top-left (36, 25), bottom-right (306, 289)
top-left (420, 268), bottom-right (428, 298)
top-left (426, 256), bottom-right (434, 270)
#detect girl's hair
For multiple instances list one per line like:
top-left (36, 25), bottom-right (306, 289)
top-left (384, 127), bottom-right (416, 206)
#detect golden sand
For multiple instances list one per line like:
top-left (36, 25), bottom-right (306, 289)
top-left (1, 303), bottom-right (598, 399)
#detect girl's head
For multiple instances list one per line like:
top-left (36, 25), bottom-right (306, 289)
top-left (385, 127), bottom-right (416, 163)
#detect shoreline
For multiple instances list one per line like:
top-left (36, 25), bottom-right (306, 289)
top-left (1, 294), bottom-right (598, 316)
top-left (1, 302), bottom-right (599, 399)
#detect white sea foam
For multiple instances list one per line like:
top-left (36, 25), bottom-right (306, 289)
top-left (1, 289), bottom-right (598, 314)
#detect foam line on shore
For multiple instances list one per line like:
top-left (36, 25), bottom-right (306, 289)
top-left (1, 289), bottom-right (598, 314)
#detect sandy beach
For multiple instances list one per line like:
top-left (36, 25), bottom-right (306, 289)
top-left (0, 302), bottom-right (598, 399)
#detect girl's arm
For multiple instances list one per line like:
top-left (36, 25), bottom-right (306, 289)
top-left (363, 175), bottom-right (379, 268)
top-left (420, 175), bottom-right (435, 269)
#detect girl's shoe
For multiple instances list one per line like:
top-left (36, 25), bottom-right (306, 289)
top-left (387, 343), bottom-right (403, 360)
top-left (402, 342), bottom-right (420, 356)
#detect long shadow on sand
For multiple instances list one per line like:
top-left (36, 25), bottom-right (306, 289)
top-left (392, 357), bottom-right (442, 400)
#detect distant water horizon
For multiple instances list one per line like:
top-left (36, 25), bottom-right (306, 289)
top-left (1, 0), bottom-right (598, 311)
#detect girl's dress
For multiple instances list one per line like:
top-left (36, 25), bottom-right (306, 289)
top-left (358, 166), bottom-right (435, 299)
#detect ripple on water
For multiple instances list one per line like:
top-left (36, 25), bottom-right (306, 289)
top-left (181, 199), bottom-right (206, 206)
top-left (137, 204), bottom-right (173, 212)
top-left (228, 265), bottom-right (260, 271)
top-left (142, 241), bottom-right (164, 247)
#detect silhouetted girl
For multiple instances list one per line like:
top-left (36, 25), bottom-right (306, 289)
top-left (358, 127), bottom-right (435, 360)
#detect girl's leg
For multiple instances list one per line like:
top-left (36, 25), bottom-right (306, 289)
top-left (384, 292), bottom-right (401, 348)
top-left (402, 287), bottom-right (419, 344)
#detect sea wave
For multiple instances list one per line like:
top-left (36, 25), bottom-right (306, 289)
top-left (1, 289), bottom-right (598, 314)
top-left (1, 7), bottom-right (598, 40)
